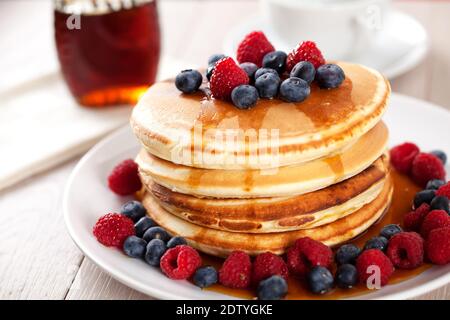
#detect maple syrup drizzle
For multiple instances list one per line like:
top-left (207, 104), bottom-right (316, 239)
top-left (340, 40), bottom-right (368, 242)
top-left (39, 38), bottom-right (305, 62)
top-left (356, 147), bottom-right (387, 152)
top-left (323, 155), bottom-right (345, 182)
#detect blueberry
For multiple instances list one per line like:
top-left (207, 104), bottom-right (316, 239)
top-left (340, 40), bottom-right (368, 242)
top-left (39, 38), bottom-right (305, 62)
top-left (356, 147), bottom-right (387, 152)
top-left (142, 226), bottom-right (171, 243)
top-left (193, 266), bottom-right (218, 288)
top-left (315, 64), bottom-right (345, 89)
top-left (255, 73), bottom-right (280, 99)
top-left (134, 216), bottom-right (156, 238)
top-left (240, 62), bottom-right (258, 82)
top-left (144, 239), bottom-right (167, 266)
top-left (120, 200), bottom-right (146, 222)
top-left (336, 264), bottom-right (358, 289)
top-left (414, 189), bottom-right (436, 209)
top-left (335, 244), bottom-right (361, 265)
top-left (257, 275), bottom-right (288, 300)
top-left (290, 61), bottom-right (316, 84)
top-left (430, 196), bottom-right (450, 213)
top-left (208, 54), bottom-right (226, 66)
top-left (231, 85), bottom-right (259, 109)
top-left (175, 69), bottom-right (202, 93)
top-left (364, 236), bottom-right (388, 251)
top-left (123, 236), bottom-right (147, 259)
top-left (431, 150), bottom-right (447, 165)
top-left (426, 179), bottom-right (446, 190)
top-left (279, 77), bottom-right (310, 102)
top-left (167, 236), bottom-right (188, 249)
top-left (262, 51), bottom-right (287, 74)
top-left (254, 67), bottom-right (278, 80)
top-left (307, 266), bottom-right (334, 294)
top-left (379, 224), bottom-right (402, 240)
top-left (206, 65), bottom-right (214, 81)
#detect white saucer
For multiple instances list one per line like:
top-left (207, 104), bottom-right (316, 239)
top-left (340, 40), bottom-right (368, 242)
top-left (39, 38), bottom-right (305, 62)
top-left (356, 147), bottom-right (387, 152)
top-left (223, 10), bottom-right (428, 79)
top-left (63, 93), bottom-right (450, 300)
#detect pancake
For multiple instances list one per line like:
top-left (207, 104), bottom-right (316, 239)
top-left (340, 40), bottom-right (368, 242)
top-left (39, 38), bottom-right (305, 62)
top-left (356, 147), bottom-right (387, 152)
top-left (136, 122), bottom-right (388, 198)
top-left (131, 62), bottom-right (390, 170)
top-left (142, 174), bottom-right (393, 257)
top-left (147, 156), bottom-right (389, 233)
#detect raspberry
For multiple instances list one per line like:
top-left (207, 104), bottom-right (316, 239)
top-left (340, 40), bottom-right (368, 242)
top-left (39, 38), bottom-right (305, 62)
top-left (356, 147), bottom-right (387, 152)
top-left (286, 237), bottom-right (332, 278)
top-left (236, 31), bottom-right (275, 67)
top-left (403, 203), bottom-right (430, 231)
top-left (93, 213), bottom-right (135, 248)
top-left (436, 182), bottom-right (450, 199)
top-left (420, 210), bottom-right (450, 239)
top-left (386, 232), bottom-right (424, 269)
top-left (160, 245), bottom-right (202, 280)
top-left (356, 249), bottom-right (394, 287)
top-left (252, 252), bottom-right (288, 285)
top-left (210, 57), bottom-right (249, 100)
top-left (390, 142), bottom-right (420, 174)
top-left (426, 227), bottom-right (450, 265)
top-left (107, 159), bottom-right (142, 196)
top-left (219, 251), bottom-right (252, 289)
top-left (286, 41), bottom-right (325, 71)
top-left (411, 153), bottom-right (446, 187)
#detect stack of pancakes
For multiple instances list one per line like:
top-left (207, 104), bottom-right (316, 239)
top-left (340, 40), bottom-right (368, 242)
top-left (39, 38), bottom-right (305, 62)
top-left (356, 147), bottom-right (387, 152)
top-left (131, 62), bottom-right (392, 257)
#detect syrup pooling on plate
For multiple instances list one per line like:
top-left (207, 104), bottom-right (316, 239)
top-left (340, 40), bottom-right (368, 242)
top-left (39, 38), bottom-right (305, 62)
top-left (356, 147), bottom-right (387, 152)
top-left (201, 169), bottom-right (431, 299)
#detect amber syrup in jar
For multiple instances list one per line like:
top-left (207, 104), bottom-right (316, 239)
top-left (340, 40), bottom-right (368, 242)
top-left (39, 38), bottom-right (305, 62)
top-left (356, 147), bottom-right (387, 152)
top-left (54, 0), bottom-right (160, 107)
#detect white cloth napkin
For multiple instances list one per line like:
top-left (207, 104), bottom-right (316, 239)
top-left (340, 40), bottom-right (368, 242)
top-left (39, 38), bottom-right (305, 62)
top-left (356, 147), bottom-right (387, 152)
top-left (0, 57), bottom-right (187, 191)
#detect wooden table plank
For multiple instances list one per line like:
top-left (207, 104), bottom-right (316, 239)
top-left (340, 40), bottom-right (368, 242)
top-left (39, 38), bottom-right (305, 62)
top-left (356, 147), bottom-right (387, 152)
top-left (0, 160), bottom-right (83, 299)
top-left (413, 285), bottom-right (450, 300)
top-left (66, 258), bottom-right (152, 300)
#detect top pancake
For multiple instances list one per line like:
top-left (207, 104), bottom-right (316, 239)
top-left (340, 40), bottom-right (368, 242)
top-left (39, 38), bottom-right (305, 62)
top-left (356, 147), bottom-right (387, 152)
top-left (131, 62), bottom-right (390, 170)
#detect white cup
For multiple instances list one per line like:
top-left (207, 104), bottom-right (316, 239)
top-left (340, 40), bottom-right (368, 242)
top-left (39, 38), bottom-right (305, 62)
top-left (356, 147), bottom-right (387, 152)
top-left (261, 0), bottom-right (391, 60)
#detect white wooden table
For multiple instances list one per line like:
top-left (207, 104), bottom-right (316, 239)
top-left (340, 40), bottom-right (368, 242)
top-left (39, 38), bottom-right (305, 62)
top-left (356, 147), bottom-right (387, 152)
top-left (1, 0), bottom-right (449, 300)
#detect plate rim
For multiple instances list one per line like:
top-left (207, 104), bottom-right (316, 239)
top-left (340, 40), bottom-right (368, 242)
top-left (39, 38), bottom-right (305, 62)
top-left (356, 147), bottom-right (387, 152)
top-left (63, 93), bottom-right (450, 300)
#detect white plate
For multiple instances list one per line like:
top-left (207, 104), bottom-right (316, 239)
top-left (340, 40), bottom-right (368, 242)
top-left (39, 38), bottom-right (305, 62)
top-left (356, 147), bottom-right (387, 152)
top-left (223, 10), bottom-right (428, 79)
top-left (64, 93), bottom-right (450, 300)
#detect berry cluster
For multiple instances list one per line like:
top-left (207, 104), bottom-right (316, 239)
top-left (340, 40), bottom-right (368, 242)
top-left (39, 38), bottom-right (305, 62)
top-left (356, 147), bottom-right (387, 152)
top-left (390, 143), bottom-right (450, 265)
top-left (216, 225), bottom-right (415, 299)
top-left (99, 160), bottom-right (219, 287)
top-left (390, 143), bottom-right (446, 187)
top-left (93, 199), bottom-right (219, 285)
top-left (174, 31), bottom-right (345, 109)
top-left (218, 250), bottom-right (288, 300)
